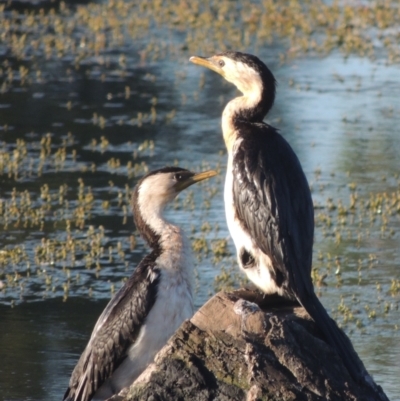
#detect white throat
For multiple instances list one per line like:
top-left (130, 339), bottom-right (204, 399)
top-left (222, 89), bottom-right (262, 151)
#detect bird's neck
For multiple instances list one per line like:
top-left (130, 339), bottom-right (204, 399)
top-left (137, 201), bottom-right (174, 246)
top-left (150, 212), bottom-right (186, 254)
top-left (135, 200), bottom-right (192, 271)
top-left (143, 208), bottom-right (194, 294)
top-left (221, 90), bottom-right (267, 150)
top-left (157, 222), bottom-right (193, 277)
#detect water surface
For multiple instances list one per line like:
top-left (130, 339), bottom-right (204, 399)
top-left (0, 2), bottom-right (399, 400)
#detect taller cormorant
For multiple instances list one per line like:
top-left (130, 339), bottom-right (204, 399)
top-left (63, 167), bottom-right (217, 401)
top-left (190, 51), bottom-right (366, 383)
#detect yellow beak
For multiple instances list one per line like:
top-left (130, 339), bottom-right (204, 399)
top-left (190, 56), bottom-right (225, 78)
top-left (175, 169), bottom-right (217, 191)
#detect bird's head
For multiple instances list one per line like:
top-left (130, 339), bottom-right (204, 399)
top-left (190, 51), bottom-right (276, 116)
top-left (132, 167), bottom-right (217, 245)
top-left (136, 167), bottom-right (217, 206)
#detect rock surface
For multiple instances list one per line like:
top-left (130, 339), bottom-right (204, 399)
top-left (114, 289), bottom-right (390, 401)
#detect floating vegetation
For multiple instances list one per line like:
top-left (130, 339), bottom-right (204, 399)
top-left (1, 0), bottom-right (400, 92)
top-left (0, 0), bottom-right (398, 355)
top-left (0, 0), bottom-right (399, 330)
top-left (210, 238), bottom-right (230, 263)
top-left (0, 130), bottom-right (222, 305)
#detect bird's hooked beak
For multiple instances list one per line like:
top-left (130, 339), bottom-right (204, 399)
top-left (190, 56), bottom-right (225, 78)
top-left (175, 170), bottom-right (217, 191)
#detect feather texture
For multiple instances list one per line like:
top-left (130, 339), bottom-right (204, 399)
top-left (63, 254), bottom-right (160, 401)
top-left (231, 121), bottom-right (314, 299)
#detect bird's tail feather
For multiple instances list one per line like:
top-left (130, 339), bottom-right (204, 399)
top-left (298, 292), bottom-right (366, 383)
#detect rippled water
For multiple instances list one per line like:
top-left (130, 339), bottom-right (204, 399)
top-left (1, 2), bottom-right (399, 400)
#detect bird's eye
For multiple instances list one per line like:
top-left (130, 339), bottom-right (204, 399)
top-left (218, 60), bottom-right (225, 67)
top-left (174, 173), bottom-right (183, 181)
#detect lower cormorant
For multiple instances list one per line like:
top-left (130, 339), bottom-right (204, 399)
top-left (63, 167), bottom-right (217, 401)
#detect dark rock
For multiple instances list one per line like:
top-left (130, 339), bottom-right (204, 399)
top-left (115, 289), bottom-right (390, 401)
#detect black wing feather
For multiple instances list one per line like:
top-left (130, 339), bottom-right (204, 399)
top-left (232, 123), bottom-right (314, 299)
top-left (63, 252), bottom-right (160, 401)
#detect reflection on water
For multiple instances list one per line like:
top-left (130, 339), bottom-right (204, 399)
top-left (0, 299), bottom-right (107, 401)
top-left (0, 4), bottom-right (400, 401)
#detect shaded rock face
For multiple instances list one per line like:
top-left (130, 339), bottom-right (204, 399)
top-left (115, 290), bottom-right (389, 401)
